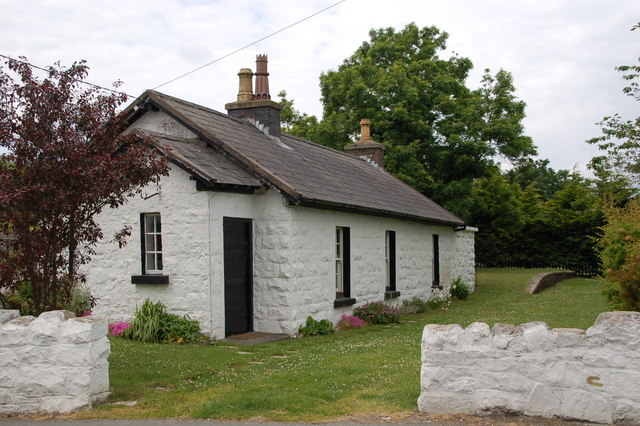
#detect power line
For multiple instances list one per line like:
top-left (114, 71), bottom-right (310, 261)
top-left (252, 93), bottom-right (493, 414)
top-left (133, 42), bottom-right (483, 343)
top-left (1, 0), bottom-right (346, 98)
top-left (151, 0), bottom-right (346, 91)
top-left (0, 54), bottom-right (132, 97)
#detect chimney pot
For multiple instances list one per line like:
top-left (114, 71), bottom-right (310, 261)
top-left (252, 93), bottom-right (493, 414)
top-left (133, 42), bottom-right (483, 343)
top-left (360, 118), bottom-right (372, 142)
top-left (237, 68), bottom-right (254, 101)
top-left (254, 54), bottom-right (271, 100)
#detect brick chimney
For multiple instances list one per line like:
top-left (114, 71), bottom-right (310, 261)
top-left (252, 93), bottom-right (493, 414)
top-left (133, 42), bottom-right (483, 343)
top-left (225, 55), bottom-right (282, 138)
top-left (344, 119), bottom-right (385, 168)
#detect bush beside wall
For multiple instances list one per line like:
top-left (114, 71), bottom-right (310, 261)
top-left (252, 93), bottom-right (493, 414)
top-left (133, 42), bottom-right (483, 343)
top-left (0, 309), bottom-right (110, 415)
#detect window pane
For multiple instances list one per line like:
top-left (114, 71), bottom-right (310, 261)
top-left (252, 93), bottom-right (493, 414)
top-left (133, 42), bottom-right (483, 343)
top-left (145, 215), bottom-right (155, 233)
top-left (155, 215), bottom-right (161, 233)
top-left (157, 254), bottom-right (163, 271)
top-left (146, 234), bottom-right (155, 251)
top-left (156, 234), bottom-right (162, 251)
top-left (146, 253), bottom-right (155, 270)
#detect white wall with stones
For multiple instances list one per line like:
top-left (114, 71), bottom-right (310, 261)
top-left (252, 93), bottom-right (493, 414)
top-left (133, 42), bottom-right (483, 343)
top-left (86, 164), bottom-right (476, 338)
top-left (284, 206), bottom-right (475, 332)
top-left (85, 164), bottom-right (217, 334)
top-left (452, 227), bottom-right (477, 291)
top-left (418, 311), bottom-right (640, 424)
top-left (0, 309), bottom-right (110, 415)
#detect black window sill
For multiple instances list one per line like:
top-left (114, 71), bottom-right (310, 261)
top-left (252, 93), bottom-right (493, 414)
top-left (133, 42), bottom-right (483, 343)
top-left (384, 290), bottom-right (401, 299)
top-left (334, 297), bottom-right (357, 308)
top-left (131, 275), bottom-right (170, 284)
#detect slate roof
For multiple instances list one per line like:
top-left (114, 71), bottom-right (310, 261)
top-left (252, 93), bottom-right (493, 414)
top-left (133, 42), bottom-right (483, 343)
top-left (127, 90), bottom-right (464, 226)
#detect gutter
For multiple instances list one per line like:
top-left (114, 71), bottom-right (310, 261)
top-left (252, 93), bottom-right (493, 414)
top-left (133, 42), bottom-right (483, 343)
top-left (297, 197), bottom-right (465, 228)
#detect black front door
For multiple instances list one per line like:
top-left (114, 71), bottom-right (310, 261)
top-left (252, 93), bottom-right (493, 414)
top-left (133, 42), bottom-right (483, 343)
top-left (223, 218), bottom-right (252, 336)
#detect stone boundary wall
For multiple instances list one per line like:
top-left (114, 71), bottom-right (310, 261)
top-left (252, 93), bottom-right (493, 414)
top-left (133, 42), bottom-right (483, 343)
top-left (0, 309), bottom-right (110, 415)
top-left (418, 312), bottom-right (640, 424)
top-left (525, 270), bottom-right (576, 294)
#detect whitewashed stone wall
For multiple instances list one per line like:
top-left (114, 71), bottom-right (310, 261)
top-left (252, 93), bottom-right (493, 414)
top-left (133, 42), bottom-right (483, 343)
top-left (0, 310), bottom-right (110, 415)
top-left (418, 311), bottom-right (640, 424)
top-left (286, 206), bottom-right (468, 332)
top-left (452, 227), bottom-right (477, 291)
top-left (85, 164), bottom-right (215, 334)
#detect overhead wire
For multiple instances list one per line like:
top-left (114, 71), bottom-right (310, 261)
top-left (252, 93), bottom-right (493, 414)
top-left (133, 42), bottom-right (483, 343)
top-left (1, 0), bottom-right (346, 98)
top-left (151, 0), bottom-right (346, 90)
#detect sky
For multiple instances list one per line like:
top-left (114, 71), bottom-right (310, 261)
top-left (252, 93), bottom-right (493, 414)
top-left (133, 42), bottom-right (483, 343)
top-left (1, 0), bottom-right (638, 174)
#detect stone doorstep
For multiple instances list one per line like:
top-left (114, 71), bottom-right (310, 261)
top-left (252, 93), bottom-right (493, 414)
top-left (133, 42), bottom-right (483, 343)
top-left (223, 332), bottom-right (289, 346)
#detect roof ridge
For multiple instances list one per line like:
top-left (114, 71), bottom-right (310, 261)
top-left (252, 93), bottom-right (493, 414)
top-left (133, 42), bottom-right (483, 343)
top-left (281, 132), bottom-right (388, 169)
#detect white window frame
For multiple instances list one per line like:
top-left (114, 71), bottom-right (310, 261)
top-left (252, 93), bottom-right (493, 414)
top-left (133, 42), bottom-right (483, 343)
top-left (143, 213), bottom-right (163, 274)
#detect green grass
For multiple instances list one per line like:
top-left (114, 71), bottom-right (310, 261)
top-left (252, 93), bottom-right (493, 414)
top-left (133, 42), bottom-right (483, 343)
top-left (68, 268), bottom-right (609, 421)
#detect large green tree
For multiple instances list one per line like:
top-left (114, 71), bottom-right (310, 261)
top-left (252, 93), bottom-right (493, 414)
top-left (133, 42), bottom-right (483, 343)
top-left (279, 23), bottom-right (600, 273)
top-left (284, 23), bottom-right (535, 220)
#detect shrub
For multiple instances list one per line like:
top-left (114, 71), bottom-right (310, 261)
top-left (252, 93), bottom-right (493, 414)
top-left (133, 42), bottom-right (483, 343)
top-left (0, 282), bottom-right (35, 315)
top-left (335, 314), bottom-right (367, 331)
top-left (122, 299), bottom-right (203, 344)
top-left (64, 282), bottom-right (97, 316)
top-left (428, 287), bottom-right (451, 309)
top-left (353, 301), bottom-right (400, 324)
top-left (599, 200), bottom-right (640, 310)
top-left (400, 297), bottom-right (430, 315)
top-left (298, 316), bottom-right (335, 336)
top-left (0, 280), bottom-right (97, 317)
top-left (450, 277), bottom-right (471, 300)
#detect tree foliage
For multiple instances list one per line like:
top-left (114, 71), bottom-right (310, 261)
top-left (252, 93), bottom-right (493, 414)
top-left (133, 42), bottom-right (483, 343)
top-left (598, 199), bottom-right (640, 310)
top-left (285, 23), bottom-right (536, 219)
top-left (279, 23), bottom-right (601, 274)
top-left (0, 58), bottom-right (168, 314)
top-left (588, 22), bottom-right (640, 196)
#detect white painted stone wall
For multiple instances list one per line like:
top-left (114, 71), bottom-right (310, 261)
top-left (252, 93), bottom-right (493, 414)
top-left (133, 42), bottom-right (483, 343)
top-left (418, 311), bottom-right (640, 424)
top-left (85, 164), bottom-right (216, 334)
top-left (0, 309), bottom-right (110, 415)
top-left (284, 206), bottom-right (472, 333)
top-left (452, 227), bottom-right (477, 291)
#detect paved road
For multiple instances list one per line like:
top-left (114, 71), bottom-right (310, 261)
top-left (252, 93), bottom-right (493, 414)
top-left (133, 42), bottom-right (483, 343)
top-left (0, 421), bottom-right (458, 426)
top-left (0, 417), bottom-right (598, 426)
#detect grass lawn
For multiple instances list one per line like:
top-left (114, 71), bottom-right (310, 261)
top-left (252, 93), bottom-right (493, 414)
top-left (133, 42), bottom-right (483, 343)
top-left (67, 268), bottom-right (609, 422)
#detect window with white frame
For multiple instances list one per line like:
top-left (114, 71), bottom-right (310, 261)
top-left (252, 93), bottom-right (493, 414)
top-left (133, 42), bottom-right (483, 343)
top-left (142, 213), bottom-right (163, 274)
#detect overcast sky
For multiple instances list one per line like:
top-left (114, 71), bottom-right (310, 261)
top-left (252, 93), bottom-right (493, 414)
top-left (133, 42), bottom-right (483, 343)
top-left (1, 0), bottom-right (638, 174)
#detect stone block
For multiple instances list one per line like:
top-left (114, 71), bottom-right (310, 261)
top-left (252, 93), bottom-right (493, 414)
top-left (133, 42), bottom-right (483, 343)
top-left (491, 323), bottom-right (521, 349)
top-left (38, 395), bottom-right (92, 413)
top-left (30, 314), bottom-right (66, 345)
top-left (0, 309), bottom-right (20, 324)
top-left (61, 317), bottom-right (108, 344)
top-left (552, 328), bottom-right (585, 347)
top-left (0, 319), bottom-right (34, 346)
top-left (523, 383), bottom-right (561, 418)
top-left (422, 324), bottom-right (463, 352)
top-left (559, 389), bottom-right (613, 424)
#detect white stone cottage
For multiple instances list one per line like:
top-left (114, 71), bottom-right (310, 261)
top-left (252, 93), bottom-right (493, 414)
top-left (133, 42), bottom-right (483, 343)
top-left (87, 56), bottom-right (476, 339)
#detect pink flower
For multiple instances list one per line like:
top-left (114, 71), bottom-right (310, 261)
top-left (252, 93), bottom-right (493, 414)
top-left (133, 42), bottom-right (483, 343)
top-left (108, 321), bottom-right (131, 337)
